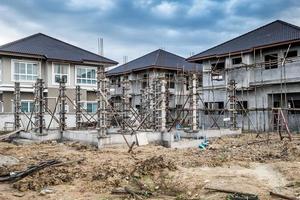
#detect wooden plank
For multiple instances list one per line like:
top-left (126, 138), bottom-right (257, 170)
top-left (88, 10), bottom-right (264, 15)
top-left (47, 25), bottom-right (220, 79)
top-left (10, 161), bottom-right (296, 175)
top-left (0, 129), bottom-right (24, 141)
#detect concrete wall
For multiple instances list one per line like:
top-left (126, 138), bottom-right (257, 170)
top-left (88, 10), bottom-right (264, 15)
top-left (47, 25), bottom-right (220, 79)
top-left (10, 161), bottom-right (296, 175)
top-left (200, 45), bottom-right (300, 132)
top-left (0, 55), bottom-right (104, 114)
top-left (108, 68), bottom-right (197, 109)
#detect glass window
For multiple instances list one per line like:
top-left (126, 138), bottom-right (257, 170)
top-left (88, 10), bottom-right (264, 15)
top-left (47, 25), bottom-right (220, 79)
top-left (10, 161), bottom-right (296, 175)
top-left (76, 67), bottom-right (97, 85)
top-left (81, 102), bottom-right (97, 113)
top-left (87, 102), bottom-right (97, 113)
top-left (54, 64), bottom-right (69, 83)
top-left (13, 61), bottom-right (38, 81)
top-left (21, 101), bottom-right (34, 113)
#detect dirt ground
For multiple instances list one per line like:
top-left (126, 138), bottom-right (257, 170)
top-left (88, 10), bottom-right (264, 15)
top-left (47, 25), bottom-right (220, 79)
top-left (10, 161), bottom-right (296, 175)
top-left (0, 133), bottom-right (299, 200)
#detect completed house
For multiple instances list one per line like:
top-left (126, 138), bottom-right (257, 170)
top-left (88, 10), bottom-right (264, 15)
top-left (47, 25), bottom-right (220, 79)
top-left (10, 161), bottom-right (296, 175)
top-left (0, 33), bottom-right (117, 115)
top-left (187, 20), bottom-right (300, 132)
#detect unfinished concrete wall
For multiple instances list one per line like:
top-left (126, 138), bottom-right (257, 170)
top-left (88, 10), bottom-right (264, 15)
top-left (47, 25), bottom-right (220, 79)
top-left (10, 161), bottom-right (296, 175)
top-left (200, 45), bottom-right (300, 133)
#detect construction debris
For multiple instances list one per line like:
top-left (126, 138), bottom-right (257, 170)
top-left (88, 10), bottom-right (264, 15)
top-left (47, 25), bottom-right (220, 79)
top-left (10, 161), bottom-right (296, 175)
top-left (205, 187), bottom-right (259, 200)
top-left (0, 133), bottom-right (299, 199)
top-left (269, 191), bottom-right (299, 200)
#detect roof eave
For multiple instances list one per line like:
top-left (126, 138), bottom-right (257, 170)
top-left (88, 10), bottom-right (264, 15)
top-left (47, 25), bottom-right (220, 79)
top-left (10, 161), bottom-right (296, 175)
top-left (107, 64), bottom-right (201, 76)
top-left (0, 50), bottom-right (45, 59)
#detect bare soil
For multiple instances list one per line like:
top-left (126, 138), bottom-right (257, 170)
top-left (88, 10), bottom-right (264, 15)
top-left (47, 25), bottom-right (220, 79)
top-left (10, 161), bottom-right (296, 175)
top-left (0, 133), bottom-right (299, 200)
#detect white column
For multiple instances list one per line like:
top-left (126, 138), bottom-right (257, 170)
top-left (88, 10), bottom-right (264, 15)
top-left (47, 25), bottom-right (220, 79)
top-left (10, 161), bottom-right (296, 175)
top-left (161, 79), bottom-right (167, 132)
top-left (192, 74), bottom-right (197, 131)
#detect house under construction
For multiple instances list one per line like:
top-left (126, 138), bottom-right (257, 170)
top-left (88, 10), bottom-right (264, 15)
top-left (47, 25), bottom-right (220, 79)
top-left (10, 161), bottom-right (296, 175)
top-left (107, 49), bottom-right (202, 132)
top-left (187, 20), bottom-right (300, 134)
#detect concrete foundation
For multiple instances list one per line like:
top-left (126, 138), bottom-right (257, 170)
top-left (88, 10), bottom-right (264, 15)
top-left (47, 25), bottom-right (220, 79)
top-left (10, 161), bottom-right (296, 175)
top-left (16, 128), bottom-right (241, 149)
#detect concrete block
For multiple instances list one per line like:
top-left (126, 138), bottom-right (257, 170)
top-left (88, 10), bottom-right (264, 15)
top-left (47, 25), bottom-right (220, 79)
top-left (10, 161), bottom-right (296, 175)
top-left (135, 132), bottom-right (148, 146)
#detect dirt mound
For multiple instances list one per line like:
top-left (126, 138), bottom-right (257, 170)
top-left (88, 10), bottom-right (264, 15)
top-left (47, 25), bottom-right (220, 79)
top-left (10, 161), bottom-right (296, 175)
top-left (13, 167), bottom-right (85, 191)
top-left (133, 155), bottom-right (177, 176)
top-left (12, 165), bottom-right (84, 192)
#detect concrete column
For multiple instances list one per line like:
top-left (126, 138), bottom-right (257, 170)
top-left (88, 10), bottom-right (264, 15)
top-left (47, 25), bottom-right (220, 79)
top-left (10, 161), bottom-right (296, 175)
top-left (59, 80), bottom-right (66, 139)
top-left (161, 79), bottom-right (167, 132)
top-left (191, 74), bottom-right (197, 131)
top-left (229, 79), bottom-right (237, 130)
top-left (14, 82), bottom-right (21, 130)
top-left (97, 65), bottom-right (108, 148)
top-left (35, 78), bottom-right (45, 135)
top-left (75, 86), bottom-right (81, 129)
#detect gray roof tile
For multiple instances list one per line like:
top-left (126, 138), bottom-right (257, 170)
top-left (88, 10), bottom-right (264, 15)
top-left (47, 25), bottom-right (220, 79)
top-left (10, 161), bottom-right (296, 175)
top-left (107, 49), bottom-right (201, 76)
top-left (0, 33), bottom-right (118, 65)
top-left (187, 20), bottom-right (300, 61)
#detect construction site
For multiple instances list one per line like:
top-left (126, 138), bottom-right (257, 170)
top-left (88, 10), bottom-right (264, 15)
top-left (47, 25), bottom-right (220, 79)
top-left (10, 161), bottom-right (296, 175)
top-left (0, 20), bottom-right (300, 200)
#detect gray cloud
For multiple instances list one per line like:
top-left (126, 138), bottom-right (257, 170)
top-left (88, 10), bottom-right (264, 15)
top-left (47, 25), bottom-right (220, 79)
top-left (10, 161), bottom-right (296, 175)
top-left (0, 0), bottom-right (300, 64)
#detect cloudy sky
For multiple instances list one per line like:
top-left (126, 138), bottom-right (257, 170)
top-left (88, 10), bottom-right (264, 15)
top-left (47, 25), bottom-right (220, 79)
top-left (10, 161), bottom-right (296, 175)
top-left (1, 0), bottom-right (300, 65)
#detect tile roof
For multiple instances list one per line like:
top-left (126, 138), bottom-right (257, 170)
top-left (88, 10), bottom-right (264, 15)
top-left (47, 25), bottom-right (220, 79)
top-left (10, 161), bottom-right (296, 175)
top-left (107, 49), bottom-right (201, 76)
top-left (187, 20), bottom-right (300, 62)
top-left (0, 33), bottom-right (118, 65)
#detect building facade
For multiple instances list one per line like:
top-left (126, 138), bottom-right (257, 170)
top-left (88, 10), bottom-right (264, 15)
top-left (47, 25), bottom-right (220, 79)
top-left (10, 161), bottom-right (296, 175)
top-left (187, 20), bottom-right (300, 132)
top-left (0, 33), bottom-right (117, 130)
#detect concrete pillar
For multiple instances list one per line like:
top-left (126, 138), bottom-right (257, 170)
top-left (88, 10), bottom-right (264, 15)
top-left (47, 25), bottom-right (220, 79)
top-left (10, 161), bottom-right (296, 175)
top-left (34, 79), bottom-right (45, 135)
top-left (96, 65), bottom-right (108, 148)
top-left (161, 79), bottom-right (167, 132)
top-left (14, 82), bottom-right (21, 130)
top-left (75, 86), bottom-right (81, 129)
top-left (191, 74), bottom-right (197, 131)
top-left (229, 79), bottom-right (238, 130)
top-left (59, 80), bottom-right (66, 139)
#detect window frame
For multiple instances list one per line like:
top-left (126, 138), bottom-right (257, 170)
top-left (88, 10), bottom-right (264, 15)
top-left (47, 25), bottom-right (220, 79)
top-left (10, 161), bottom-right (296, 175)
top-left (11, 59), bottom-right (41, 82)
top-left (20, 100), bottom-right (34, 113)
top-left (211, 62), bottom-right (225, 81)
top-left (232, 57), bottom-right (242, 65)
top-left (80, 101), bottom-right (98, 113)
top-left (52, 63), bottom-right (70, 85)
top-left (75, 65), bottom-right (97, 86)
top-left (264, 53), bottom-right (278, 70)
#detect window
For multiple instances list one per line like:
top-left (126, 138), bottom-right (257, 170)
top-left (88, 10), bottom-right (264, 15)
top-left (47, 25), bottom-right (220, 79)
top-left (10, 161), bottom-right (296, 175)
top-left (265, 54), bottom-right (278, 69)
top-left (237, 101), bottom-right (248, 114)
top-left (13, 61), bottom-right (39, 81)
top-left (232, 57), bottom-right (242, 65)
top-left (288, 100), bottom-right (300, 114)
top-left (80, 102), bottom-right (97, 113)
top-left (58, 103), bottom-right (69, 113)
top-left (87, 102), bottom-right (97, 113)
top-left (211, 62), bottom-right (225, 80)
top-left (21, 101), bottom-right (34, 113)
top-left (142, 81), bottom-right (148, 89)
top-left (284, 50), bottom-right (297, 59)
top-left (204, 102), bottom-right (224, 114)
top-left (53, 64), bottom-right (69, 84)
top-left (165, 73), bottom-right (175, 89)
top-left (76, 67), bottom-right (97, 85)
top-left (135, 105), bottom-right (141, 110)
top-left (186, 77), bottom-right (189, 90)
